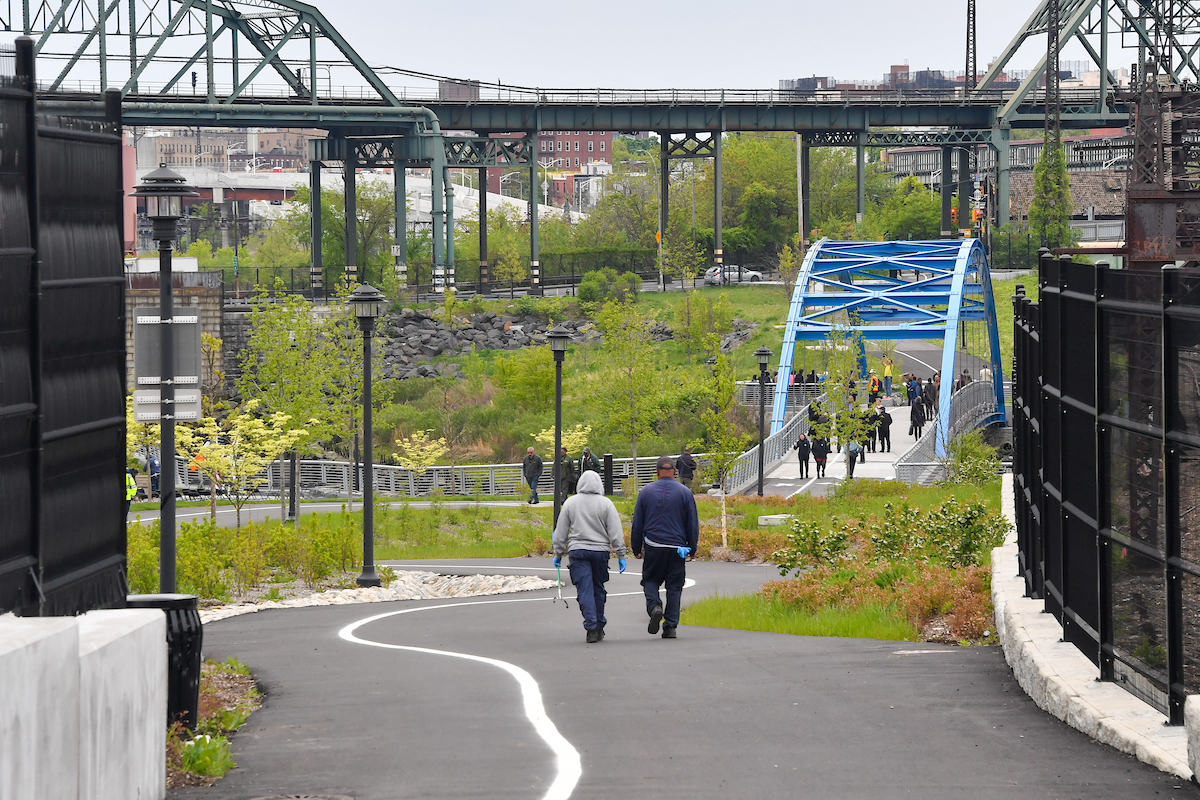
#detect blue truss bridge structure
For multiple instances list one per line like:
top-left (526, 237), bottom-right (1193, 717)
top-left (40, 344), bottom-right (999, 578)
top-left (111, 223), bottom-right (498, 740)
top-left (770, 238), bottom-right (1007, 457)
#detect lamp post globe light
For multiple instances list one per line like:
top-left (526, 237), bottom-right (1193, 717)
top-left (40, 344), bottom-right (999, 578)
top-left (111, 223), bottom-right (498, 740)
top-left (548, 326), bottom-right (571, 528)
top-left (132, 164), bottom-right (198, 593)
top-left (755, 346), bottom-right (772, 497)
top-left (349, 284), bottom-right (386, 587)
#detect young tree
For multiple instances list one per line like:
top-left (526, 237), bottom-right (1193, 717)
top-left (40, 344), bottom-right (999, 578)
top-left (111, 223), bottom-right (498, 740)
top-left (698, 353), bottom-right (751, 548)
top-left (533, 424), bottom-right (593, 456)
top-left (490, 234), bottom-right (526, 299)
top-left (323, 292), bottom-right (375, 511)
top-left (595, 300), bottom-right (658, 489)
top-left (125, 393), bottom-right (159, 468)
top-left (395, 429), bottom-right (449, 495)
top-left (175, 400), bottom-right (311, 527)
top-left (664, 235), bottom-right (708, 362)
top-left (200, 333), bottom-right (226, 416)
top-left (430, 378), bottom-right (474, 493)
top-left (810, 324), bottom-right (874, 457)
top-left (1029, 138), bottom-right (1074, 250)
top-left (778, 238), bottom-right (803, 299)
top-left (494, 346), bottom-right (555, 408)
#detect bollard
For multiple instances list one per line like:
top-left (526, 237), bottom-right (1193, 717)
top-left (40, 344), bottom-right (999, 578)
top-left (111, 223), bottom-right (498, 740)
top-left (603, 454), bottom-right (614, 496)
top-left (126, 593), bottom-right (203, 730)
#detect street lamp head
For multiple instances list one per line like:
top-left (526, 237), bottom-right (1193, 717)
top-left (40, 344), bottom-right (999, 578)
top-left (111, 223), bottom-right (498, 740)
top-left (348, 284), bottom-right (386, 330)
top-left (132, 163), bottom-right (198, 241)
top-left (548, 326), bottom-right (571, 361)
top-left (755, 346), bottom-right (773, 371)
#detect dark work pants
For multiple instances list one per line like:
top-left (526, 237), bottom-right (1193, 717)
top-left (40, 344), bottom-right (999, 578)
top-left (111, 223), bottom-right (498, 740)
top-left (879, 429), bottom-right (891, 452)
top-left (847, 450), bottom-right (858, 478)
top-left (527, 473), bottom-right (541, 504)
top-left (641, 546), bottom-right (687, 629)
top-left (568, 549), bottom-right (610, 631)
top-left (797, 455), bottom-right (809, 478)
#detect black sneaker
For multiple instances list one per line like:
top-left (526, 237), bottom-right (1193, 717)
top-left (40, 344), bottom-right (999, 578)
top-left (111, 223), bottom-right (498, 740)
top-left (586, 629), bottom-right (600, 644)
top-left (648, 604), bottom-right (663, 635)
top-left (597, 624), bottom-right (605, 641)
top-left (662, 626), bottom-right (677, 639)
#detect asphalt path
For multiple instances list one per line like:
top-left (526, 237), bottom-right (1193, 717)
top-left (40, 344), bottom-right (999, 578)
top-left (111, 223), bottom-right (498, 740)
top-left (174, 558), bottom-right (1196, 800)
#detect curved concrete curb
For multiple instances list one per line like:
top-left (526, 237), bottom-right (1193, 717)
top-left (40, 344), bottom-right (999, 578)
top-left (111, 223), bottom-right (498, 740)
top-left (992, 473), bottom-right (1191, 781)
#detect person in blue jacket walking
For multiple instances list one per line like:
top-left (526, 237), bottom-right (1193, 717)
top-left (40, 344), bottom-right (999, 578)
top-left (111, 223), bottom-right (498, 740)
top-left (630, 455), bottom-right (700, 639)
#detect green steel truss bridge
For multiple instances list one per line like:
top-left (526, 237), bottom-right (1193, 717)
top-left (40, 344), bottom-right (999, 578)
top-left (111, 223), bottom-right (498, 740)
top-left (6, 0), bottom-right (1199, 293)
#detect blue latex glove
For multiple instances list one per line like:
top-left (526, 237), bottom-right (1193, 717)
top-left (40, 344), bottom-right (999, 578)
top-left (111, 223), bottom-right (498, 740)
top-left (618, 559), bottom-right (627, 574)
top-left (677, 546), bottom-right (691, 559)
top-left (553, 556), bottom-right (561, 567)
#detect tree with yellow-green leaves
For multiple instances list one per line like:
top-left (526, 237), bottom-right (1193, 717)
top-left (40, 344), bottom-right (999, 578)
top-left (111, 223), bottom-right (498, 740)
top-left (175, 400), bottom-right (312, 527)
top-left (697, 353), bottom-right (751, 548)
top-left (595, 300), bottom-right (659, 490)
top-left (125, 393), bottom-right (159, 470)
top-left (534, 424), bottom-right (593, 457)
top-left (395, 429), bottom-right (449, 495)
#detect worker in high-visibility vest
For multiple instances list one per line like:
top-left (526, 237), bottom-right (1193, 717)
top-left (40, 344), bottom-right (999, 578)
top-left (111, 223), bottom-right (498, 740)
top-left (125, 467), bottom-right (138, 518)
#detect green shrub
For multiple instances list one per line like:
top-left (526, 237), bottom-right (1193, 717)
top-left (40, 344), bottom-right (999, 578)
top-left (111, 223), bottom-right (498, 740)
top-left (773, 518), bottom-right (850, 575)
top-left (578, 268), bottom-right (641, 305)
top-left (126, 518), bottom-right (160, 595)
top-left (942, 431), bottom-right (1001, 486)
top-left (228, 525), bottom-right (266, 595)
top-left (176, 519), bottom-right (230, 600)
top-left (179, 733), bottom-right (236, 777)
top-left (514, 295), bottom-right (569, 321)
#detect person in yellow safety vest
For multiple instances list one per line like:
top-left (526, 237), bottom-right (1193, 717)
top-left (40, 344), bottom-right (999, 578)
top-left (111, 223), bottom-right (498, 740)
top-left (867, 370), bottom-right (882, 404)
top-left (882, 355), bottom-right (895, 398)
top-left (125, 467), bottom-right (138, 518)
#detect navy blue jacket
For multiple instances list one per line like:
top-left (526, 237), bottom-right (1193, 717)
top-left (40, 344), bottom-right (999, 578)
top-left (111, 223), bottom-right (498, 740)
top-left (630, 477), bottom-right (699, 557)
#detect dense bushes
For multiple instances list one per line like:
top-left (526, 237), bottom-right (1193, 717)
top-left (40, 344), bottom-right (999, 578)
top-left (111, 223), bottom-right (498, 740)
top-left (578, 268), bottom-right (641, 305)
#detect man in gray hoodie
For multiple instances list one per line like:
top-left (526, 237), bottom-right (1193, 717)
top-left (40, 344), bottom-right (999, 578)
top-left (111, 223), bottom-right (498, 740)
top-left (552, 470), bottom-right (627, 643)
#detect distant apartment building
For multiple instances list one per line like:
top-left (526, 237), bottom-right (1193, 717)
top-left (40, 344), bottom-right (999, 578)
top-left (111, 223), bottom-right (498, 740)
top-left (236, 128), bottom-right (325, 172)
top-left (136, 130), bottom-right (229, 169)
top-left (134, 127), bottom-right (324, 172)
top-left (487, 130), bottom-right (614, 207)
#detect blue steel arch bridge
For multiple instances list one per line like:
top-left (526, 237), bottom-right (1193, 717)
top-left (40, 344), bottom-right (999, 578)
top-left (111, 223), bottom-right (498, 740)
top-left (771, 238), bottom-right (1006, 464)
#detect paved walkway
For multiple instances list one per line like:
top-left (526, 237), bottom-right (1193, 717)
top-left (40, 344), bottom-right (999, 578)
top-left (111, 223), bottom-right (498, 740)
top-left (173, 559), bottom-right (1196, 800)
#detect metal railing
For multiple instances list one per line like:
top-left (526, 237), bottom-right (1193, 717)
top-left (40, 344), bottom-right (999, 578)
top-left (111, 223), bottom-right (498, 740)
top-left (735, 382), bottom-right (824, 409)
top-left (722, 396), bottom-right (822, 495)
top-left (893, 380), bottom-right (1006, 484)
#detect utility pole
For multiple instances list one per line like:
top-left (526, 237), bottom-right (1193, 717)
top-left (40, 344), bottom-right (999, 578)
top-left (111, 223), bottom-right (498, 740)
top-left (965, 0), bottom-right (977, 92)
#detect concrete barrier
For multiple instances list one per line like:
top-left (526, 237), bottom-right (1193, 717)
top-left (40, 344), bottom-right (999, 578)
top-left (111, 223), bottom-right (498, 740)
top-left (0, 609), bottom-right (166, 800)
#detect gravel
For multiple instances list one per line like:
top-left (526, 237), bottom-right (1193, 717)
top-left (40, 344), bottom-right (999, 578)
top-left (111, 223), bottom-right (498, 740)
top-left (200, 570), bottom-right (556, 624)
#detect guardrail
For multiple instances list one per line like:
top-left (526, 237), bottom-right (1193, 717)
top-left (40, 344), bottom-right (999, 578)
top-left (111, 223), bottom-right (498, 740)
top-left (735, 382), bottom-right (824, 409)
top-left (893, 380), bottom-right (1007, 485)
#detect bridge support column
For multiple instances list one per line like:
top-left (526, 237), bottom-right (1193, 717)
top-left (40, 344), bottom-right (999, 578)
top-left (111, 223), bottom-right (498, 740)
top-left (432, 147), bottom-right (445, 294)
top-left (940, 146), bottom-right (954, 236)
top-left (394, 155), bottom-right (407, 292)
top-left (445, 168), bottom-right (455, 291)
top-left (856, 132), bottom-right (866, 223)
top-left (310, 159), bottom-right (323, 297)
top-left (659, 133), bottom-right (668, 291)
top-left (957, 147), bottom-right (971, 233)
top-left (529, 130), bottom-right (541, 296)
top-left (991, 128), bottom-right (1011, 227)
top-left (344, 147), bottom-right (357, 286)
top-left (479, 167), bottom-right (489, 295)
top-left (714, 131), bottom-right (723, 272)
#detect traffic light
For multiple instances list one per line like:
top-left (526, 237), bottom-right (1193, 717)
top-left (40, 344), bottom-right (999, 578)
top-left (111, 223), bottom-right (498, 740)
top-left (951, 208), bottom-right (958, 226)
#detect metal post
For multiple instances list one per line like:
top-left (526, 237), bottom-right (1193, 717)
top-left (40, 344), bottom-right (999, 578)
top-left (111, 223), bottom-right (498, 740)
top-left (478, 167), bottom-right (489, 294)
top-left (800, 139), bottom-right (811, 242)
top-left (603, 453), bottom-right (614, 496)
top-left (394, 152), bottom-right (407, 291)
top-left (715, 131), bottom-right (724, 269)
top-left (957, 147), bottom-right (971, 233)
top-left (159, 236), bottom-right (176, 593)
top-left (940, 146), bottom-right (954, 236)
top-left (757, 366), bottom-right (767, 496)
top-left (310, 159), bottom-right (323, 296)
top-left (357, 321), bottom-right (380, 587)
top-left (552, 355), bottom-right (564, 526)
top-left (993, 128), bottom-right (1011, 227)
top-left (529, 131), bottom-right (541, 296)
top-left (856, 131), bottom-right (866, 223)
top-left (659, 133), bottom-right (668, 291)
top-left (795, 133), bottom-right (804, 244)
top-left (287, 451), bottom-right (298, 521)
top-left (432, 153), bottom-right (445, 294)
top-left (344, 149), bottom-right (357, 286)
top-left (445, 169), bottom-right (456, 291)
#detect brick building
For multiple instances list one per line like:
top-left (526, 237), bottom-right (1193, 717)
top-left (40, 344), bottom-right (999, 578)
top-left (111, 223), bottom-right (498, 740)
top-left (487, 131), bottom-right (614, 207)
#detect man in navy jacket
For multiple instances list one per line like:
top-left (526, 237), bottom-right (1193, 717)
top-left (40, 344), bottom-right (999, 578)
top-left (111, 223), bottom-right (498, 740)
top-left (631, 455), bottom-right (700, 639)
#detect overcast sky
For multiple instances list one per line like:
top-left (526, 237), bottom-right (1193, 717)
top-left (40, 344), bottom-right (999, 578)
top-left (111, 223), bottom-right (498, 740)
top-left (330, 0), bottom-right (1104, 89)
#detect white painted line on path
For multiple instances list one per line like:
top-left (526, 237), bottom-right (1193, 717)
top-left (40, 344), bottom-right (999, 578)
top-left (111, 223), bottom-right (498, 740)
top-left (787, 477), bottom-right (818, 498)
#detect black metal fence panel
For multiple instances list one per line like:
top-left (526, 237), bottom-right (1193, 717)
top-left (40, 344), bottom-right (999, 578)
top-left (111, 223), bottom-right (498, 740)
top-left (0, 38), bottom-right (126, 616)
top-left (1014, 251), bottom-right (1200, 723)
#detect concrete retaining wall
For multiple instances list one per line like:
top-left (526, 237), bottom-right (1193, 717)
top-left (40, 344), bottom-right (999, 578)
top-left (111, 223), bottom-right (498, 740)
top-left (0, 609), bottom-right (166, 800)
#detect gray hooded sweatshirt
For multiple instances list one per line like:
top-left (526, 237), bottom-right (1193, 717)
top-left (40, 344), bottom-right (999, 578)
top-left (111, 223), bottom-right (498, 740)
top-left (552, 470), bottom-right (626, 559)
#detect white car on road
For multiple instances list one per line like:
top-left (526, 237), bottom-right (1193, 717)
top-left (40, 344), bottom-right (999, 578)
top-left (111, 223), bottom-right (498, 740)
top-left (704, 266), bottom-right (763, 285)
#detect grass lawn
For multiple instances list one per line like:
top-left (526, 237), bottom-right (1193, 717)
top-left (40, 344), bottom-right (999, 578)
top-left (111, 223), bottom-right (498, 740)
top-left (681, 594), bottom-right (918, 641)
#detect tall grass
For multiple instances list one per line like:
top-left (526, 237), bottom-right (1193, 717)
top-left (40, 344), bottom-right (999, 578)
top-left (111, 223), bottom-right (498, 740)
top-left (681, 594), bottom-right (918, 641)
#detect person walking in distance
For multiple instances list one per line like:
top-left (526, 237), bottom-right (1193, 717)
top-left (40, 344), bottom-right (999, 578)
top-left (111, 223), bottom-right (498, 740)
top-left (882, 355), bottom-right (895, 398)
top-left (124, 466), bottom-right (138, 518)
top-left (558, 446), bottom-right (577, 503)
top-left (846, 438), bottom-right (862, 479)
top-left (552, 470), bottom-right (627, 644)
top-left (676, 446), bottom-right (697, 490)
top-left (793, 432), bottom-right (811, 479)
top-left (876, 402), bottom-right (893, 453)
top-left (910, 399), bottom-right (927, 440)
top-left (631, 456), bottom-right (700, 639)
top-left (579, 446), bottom-right (601, 477)
top-left (523, 447), bottom-right (544, 505)
top-left (922, 374), bottom-right (937, 420)
top-left (811, 436), bottom-right (830, 478)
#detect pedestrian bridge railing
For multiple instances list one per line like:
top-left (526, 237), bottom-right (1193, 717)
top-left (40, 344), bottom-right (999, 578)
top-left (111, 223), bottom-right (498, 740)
top-left (735, 382), bottom-right (824, 409)
top-left (893, 380), bottom-right (1006, 485)
top-left (722, 395), bottom-right (822, 496)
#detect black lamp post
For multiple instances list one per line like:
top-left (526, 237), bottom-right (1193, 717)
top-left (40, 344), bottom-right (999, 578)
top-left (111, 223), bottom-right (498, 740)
top-left (755, 346), bottom-right (772, 497)
top-left (349, 284), bottom-right (386, 587)
top-left (132, 165), bottom-right (197, 593)
top-left (548, 327), bottom-right (571, 527)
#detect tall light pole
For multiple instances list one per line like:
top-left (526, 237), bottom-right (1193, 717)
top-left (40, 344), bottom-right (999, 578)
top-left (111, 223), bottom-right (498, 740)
top-left (755, 346), bottom-right (772, 497)
top-left (549, 327), bottom-right (571, 527)
top-left (349, 284), bottom-right (385, 588)
top-left (132, 165), bottom-right (198, 593)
